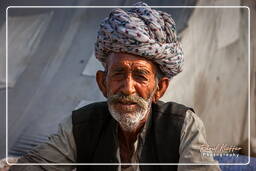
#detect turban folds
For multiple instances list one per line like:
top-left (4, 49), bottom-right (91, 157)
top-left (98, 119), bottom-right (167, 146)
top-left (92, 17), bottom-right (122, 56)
top-left (95, 2), bottom-right (184, 78)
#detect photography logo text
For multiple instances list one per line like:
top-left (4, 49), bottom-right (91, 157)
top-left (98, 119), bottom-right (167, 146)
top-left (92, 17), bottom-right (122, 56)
top-left (200, 144), bottom-right (242, 157)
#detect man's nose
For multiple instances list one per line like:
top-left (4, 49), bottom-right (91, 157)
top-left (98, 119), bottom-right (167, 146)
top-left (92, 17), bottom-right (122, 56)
top-left (120, 75), bottom-right (136, 96)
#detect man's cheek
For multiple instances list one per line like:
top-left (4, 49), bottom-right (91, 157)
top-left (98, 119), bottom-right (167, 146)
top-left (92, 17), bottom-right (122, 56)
top-left (106, 83), bottom-right (117, 96)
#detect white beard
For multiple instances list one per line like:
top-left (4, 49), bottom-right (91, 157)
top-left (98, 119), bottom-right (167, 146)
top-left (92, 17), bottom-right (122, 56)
top-left (107, 82), bottom-right (158, 132)
top-left (108, 101), bottom-right (152, 131)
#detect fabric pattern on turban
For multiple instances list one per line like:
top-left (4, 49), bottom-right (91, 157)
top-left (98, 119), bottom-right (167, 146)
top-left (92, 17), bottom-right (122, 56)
top-left (95, 2), bottom-right (184, 78)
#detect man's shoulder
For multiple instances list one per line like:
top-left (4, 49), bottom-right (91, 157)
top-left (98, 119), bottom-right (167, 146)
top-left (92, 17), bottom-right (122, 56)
top-left (155, 101), bottom-right (194, 119)
top-left (72, 101), bottom-right (109, 124)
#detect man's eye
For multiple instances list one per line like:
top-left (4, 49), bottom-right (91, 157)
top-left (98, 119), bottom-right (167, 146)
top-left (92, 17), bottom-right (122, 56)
top-left (134, 75), bottom-right (148, 81)
top-left (113, 73), bottom-right (122, 76)
top-left (112, 73), bottom-right (124, 79)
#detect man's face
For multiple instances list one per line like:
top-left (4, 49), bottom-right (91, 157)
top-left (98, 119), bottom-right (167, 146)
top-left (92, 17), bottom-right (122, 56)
top-left (103, 53), bottom-right (159, 131)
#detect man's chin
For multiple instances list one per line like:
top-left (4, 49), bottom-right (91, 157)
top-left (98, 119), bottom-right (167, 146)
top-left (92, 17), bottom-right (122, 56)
top-left (118, 117), bottom-right (140, 131)
top-left (110, 110), bottom-right (146, 131)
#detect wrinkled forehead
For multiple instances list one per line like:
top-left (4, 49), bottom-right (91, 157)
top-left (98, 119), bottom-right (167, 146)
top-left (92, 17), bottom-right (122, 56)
top-left (106, 53), bottom-right (157, 73)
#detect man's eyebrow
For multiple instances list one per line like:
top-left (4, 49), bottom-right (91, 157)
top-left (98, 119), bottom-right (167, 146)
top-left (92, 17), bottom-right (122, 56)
top-left (111, 67), bottom-right (125, 72)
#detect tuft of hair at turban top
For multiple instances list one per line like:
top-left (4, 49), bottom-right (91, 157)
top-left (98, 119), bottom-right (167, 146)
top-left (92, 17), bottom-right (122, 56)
top-left (95, 2), bottom-right (184, 78)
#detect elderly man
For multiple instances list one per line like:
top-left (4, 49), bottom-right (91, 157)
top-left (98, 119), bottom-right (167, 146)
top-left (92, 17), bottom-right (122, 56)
top-left (7, 2), bottom-right (220, 171)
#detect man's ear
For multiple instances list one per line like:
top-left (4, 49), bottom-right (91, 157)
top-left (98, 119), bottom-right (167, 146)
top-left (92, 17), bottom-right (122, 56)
top-left (153, 77), bottom-right (169, 103)
top-left (96, 70), bottom-right (107, 98)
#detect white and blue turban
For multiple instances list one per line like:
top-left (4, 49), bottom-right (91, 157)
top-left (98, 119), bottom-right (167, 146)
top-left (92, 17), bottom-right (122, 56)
top-left (95, 2), bottom-right (184, 78)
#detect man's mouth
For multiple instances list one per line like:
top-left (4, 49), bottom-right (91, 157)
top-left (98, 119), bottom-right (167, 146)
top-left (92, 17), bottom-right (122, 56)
top-left (118, 101), bottom-right (137, 105)
top-left (113, 101), bottom-right (139, 111)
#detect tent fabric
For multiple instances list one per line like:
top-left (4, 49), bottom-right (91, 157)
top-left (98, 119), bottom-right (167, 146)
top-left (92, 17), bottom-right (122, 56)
top-left (0, 12), bottom-right (53, 88)
top-left (162, 0), bottom-right (249, 146)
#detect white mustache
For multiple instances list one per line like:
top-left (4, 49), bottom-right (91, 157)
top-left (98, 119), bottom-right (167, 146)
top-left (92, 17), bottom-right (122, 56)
top-left (107, 93), bottom-right (148, 110)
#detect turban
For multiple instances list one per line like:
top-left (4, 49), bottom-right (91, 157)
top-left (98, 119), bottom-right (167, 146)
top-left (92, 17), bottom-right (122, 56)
top-left (95, 2), bottom-right (184, 78)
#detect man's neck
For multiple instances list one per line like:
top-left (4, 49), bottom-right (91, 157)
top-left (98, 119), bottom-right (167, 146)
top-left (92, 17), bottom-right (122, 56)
top-left (118, 122), bottom-right (144, 147)
top-left (118, 107), bottom-right (152, 145)
top-left (118, 122), bottom-right (145, 164)
top-left (117, 110), bottom-right (151, 163)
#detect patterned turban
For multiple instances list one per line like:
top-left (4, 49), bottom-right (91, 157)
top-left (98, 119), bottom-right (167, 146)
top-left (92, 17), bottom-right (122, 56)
top-left (95, 2), bottom-right (184, 78)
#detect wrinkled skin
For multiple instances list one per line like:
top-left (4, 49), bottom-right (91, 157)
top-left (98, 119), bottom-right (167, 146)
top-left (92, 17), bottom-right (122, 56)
top-left (96, 52), bottom-right (169, 163)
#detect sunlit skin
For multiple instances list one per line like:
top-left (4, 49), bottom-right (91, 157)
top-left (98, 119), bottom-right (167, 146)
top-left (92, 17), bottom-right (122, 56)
top-left (96, 52), bottom-right (169, 163)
